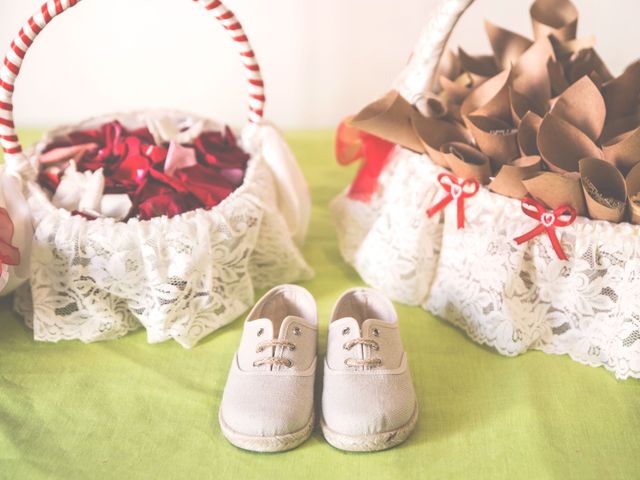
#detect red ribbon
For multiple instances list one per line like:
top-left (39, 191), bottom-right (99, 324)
top-left (335, 117), bottom-right (396, 202)
top-left (427, 173), bottom-right (479, 229)
top-left (513, 198), bottom-right (577, 260)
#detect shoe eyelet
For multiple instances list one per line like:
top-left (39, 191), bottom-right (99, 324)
top-left (257, 328), bottom-right (264, 337)
top-left (293, 327), bottom-right (301, 336)
top-left (286, 359), bottom-right (293, 368)
top-left (289, 345), bottom-right (296, 351)
top-left (342, 327), bottom-right (350, 336)
top-left (372, 328), bottom-right (380, 337)
top-left (342, 343), bottom-right (349, 351)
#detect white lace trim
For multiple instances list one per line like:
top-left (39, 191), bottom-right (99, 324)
top-left (333, 148), bottom-right (640, 379)
top-left (14, 111), bottom-right (313, 348)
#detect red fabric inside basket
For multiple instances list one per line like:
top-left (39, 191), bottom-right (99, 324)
top-left (37, 121), bottom-right (250, 221)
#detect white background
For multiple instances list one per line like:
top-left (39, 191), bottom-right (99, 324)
top-left (0, 0), bottom-right (637, 129)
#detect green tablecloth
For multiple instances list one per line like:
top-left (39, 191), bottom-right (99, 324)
top-left (0, 130), bottom-right (638, 479)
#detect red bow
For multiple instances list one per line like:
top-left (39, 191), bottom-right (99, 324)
top-left (427, 173), bottom-right (479, 229)
top-left (335, 117), bottom-right (396, 202)
top-left (513, 198), bottom-right (576, 260)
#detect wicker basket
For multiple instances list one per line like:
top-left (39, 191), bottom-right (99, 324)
top-left (0, 0), bottom-right (312, 348)
top-left (332, 0), bottom-right (640, 379)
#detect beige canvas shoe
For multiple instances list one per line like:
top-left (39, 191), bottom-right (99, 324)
top-left (219, 285), bottom-right (317, 452)
top-left (321, 288), bottom-right (418, 452)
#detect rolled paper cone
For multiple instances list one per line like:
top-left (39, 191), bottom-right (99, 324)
top-left (458, 47), bottom-right (499, 78)
top-left (518, 111), bottom-right (543, 156)
top-left (488, 155), bottom-right (542, 198)
top-left (351, 90), bottom-right (424, 153)
top-left (547, 59), bottom-right (570, 97)
top-left (579, 157), bottom-right (627, 222)
top-left (600, 114), bottom-right (640, 144)
top-left (465, 115), bottom-right (519, 168)
top-left (625, 162), bottom-right (640, 224)
top-left (603, 127), bottom-right (640, 175)
top-left (413, 116), bottom-right (471, 167)
top-left (530, 0), bottom-right (578, 42)
top-left (440, 75), bottom-right (472, 104)
top-left (434, 49), bottom-right (461, 92)
top-left (601, 61), bottom-right (640, 121)
top-left (537, 113), bottom-right (603, 173)
top-left (551, 35), bottom-right (596, 58)
top-left (484, 20), bottom-right (533, 70)
top-left (568, 48), bottom-right (613, 84)
top-left (441, 141), bottom-right (492, 184)
top-left (512, 37), bottom-right (555, 107)
top-left (550, 76), bottom-right (606, 142)
top-left (461, 69), bottom-right (512, 121)
top-left (510, 88), bottom-right (546, 125)
top-left (523, 171), bottom-right (587, 216)
top-left (413, 94), bottom-right (448, 119)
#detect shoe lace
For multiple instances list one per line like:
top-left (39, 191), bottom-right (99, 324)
top-left (343, 338), bottom-right (382, 368)
top-left (253, 340), bottom-right (296, 368)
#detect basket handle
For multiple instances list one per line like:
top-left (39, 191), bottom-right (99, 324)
top-left (393, 0), bottom-right (474, 103)
top-left (0, 0), bottom-right (265, 176)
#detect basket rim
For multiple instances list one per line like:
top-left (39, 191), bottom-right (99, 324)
top-left (25, 109), bottom-right (263, 227)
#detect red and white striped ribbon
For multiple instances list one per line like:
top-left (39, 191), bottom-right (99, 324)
top-left (0, 0), bottom-right (265, 173)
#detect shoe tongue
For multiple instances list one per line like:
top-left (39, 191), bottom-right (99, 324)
top-left (248, 318), bottom-right (274, 339)
top-left (277, 315), bottom-right (305, 339)
top-left (331, 316), bottom-right (362, 335)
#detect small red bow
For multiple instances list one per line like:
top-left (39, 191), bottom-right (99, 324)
top-left (427, 173), bottom-right (479, 229)
top-left (513, 198), bottom-right (576, 260)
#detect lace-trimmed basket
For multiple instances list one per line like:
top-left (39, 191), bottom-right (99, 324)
top-left (332, 0), bottom-right (640, 379)
top-left (0, 0), bottom-right (313, 348)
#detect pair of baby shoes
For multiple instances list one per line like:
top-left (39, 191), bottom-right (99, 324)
top-left (218, 285), bottom-right (418, 453)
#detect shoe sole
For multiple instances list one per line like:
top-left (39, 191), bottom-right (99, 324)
top-left (219, 410), bottom-right (315, 453)
top-left (320, 403), bottom-right (418, 452)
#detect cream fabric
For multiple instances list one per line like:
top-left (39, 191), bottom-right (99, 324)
top-left (322, 288), bottom-right (417, 436)
top-left (220, 285), bottom-right (317, 437)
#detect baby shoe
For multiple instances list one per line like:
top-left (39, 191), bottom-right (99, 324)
top-left (219, 284), bottom-right (317, 452)
top-left (321, 287), bottom-right (418, 452)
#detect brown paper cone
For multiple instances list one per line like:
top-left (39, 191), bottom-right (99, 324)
top-left (441, 142), bottom-right (492, 184)
top-left (603, 127), bottom-right (640, 175)
top-left (489, 156), bottom-right (542, 198)
top-left (600, 114), bottom-right (640, 144)
top-left (440, 75), bottom-right (473, 104)
top-left (579, 157), bottom-right (627, 222)
top-left (601, 61), bottom-right (640, 121)
top-left (434, 49), bottom-right (461, 92)
top-left (537, 113), bottom-right (603, 173)
top-left (351, 90), bottom-right (424, 153)
top-left (461, 69), bottom-right (512, 122)
top-left (530, 0), bottom-right (578, 42)
top-left (485, 21), bottom-right (533, 70)
top-left (518, 111), bottom-right (543, 156)
top-left (510, 88), bottom-right (546, 125)
top-left (625, 162), bottom-right (640, 224)
top-left (568, 48), bottom-right (613, 84)
top-left (512, 37), bottom-right (555, 107)
top-left (465, 115), bottom-right (519, 167)
top-left (459, 47), bottom-right (499, 78)
top-left (552, 35), bottom-right (596, 58)
top-left (412, 116), bottom-right (472, 167)
top-left (550, 76), bottom-right (606, 142)
top-left (523, 171), bottom-right (587, 216)
top-left (547, 59), bottom-right (570, 97)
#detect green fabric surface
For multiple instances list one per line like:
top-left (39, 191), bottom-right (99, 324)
top-left (0, 130), bottom-right (639, 480)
